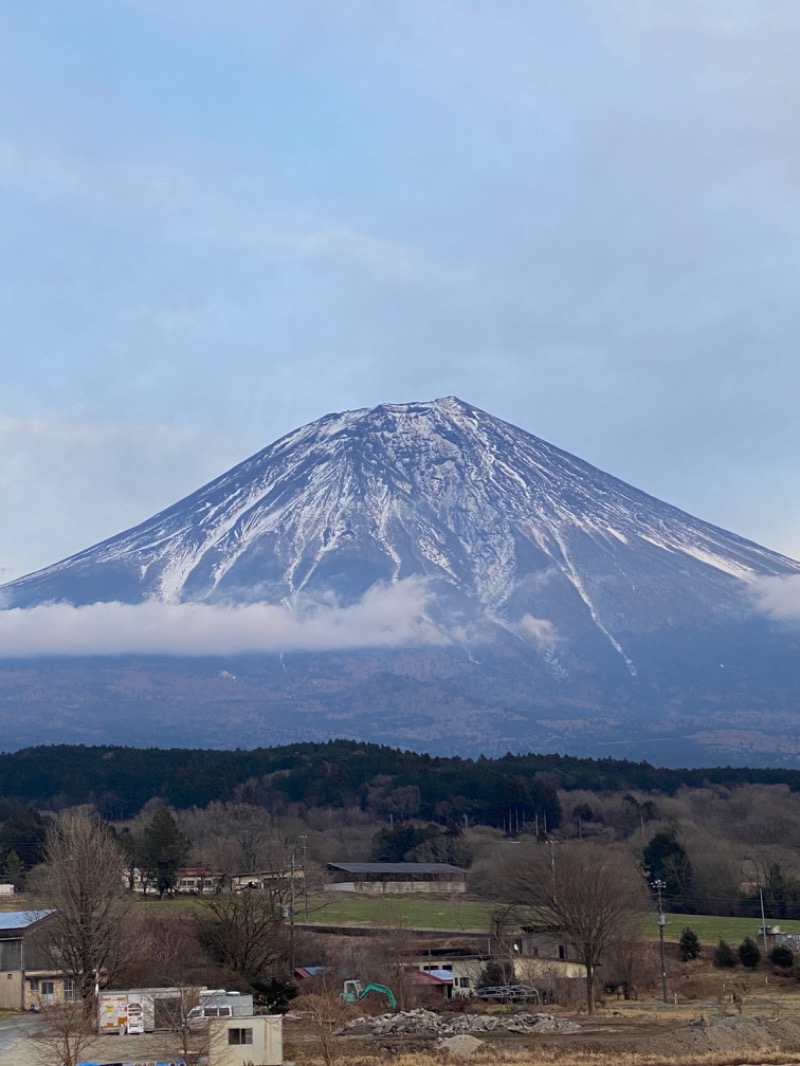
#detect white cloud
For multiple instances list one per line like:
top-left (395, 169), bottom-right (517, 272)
top-left (519, 614), bottom-right (559, 646)
top-left (0, 579), bottom-right (446, 656)
top-left (749, 575), bottom-right (800, 623)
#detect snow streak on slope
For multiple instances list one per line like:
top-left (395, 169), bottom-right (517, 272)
top-left (2, 397), bottom-right (799, 670)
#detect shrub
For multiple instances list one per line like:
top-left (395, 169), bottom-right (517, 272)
top-left (713, 939), bottom-right (737, 968)
top-left (679, 926), bottom-right (701, 962)
top-left (768, 943), bottom-right (795, 970)
top-left (738, 936), bottom-right (761, 969)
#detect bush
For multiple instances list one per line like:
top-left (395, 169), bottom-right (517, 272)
top-left (679, 926), bottom-right (701, 962)
top-left (713, 939), bottom-right (737, 968)
top-left (738, 936), bottom-right (761, 969)
top-left (768, 943), bottom-right (795, 970)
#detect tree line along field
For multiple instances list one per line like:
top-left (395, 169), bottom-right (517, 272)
top-left (4, 740), bottom-right (800, 928)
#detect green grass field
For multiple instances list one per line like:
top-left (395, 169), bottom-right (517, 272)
top-left (5, 891), bottom-right (794, 947)
top-left (304, 894), bottom-right (497, 931)
top-left (306, 894), bottom-right (800, 947)
top-left (662, 912), bottom-right (800, 946)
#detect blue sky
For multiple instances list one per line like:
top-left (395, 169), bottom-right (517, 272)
top-left (2, 0), bottom-right (800, 580)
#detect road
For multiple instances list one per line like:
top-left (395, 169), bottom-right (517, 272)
top-left (0, 1012), bottom-right (46, 1064)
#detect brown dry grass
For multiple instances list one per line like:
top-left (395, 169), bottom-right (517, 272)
top-left (295, 1053), bottom-right (800, 1066)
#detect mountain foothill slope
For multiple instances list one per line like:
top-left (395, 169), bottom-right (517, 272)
top-left (1, 397), bottom-right (799, 765)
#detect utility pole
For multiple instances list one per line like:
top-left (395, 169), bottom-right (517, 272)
top-left (652, 879), bottom-right (668, 1003)
top-left (289, 847), bottom-right (295, 975)
top-left (759, 886), bottom-right (769, 956)
top-left (299, 834), bottom-right (308, 919)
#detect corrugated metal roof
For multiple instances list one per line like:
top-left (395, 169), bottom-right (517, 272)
top-left (295, 966), bottom-right (330, 978)
top-left (327, 862), bottom-right (466, 874)
top-left (0, 909), bottom-right (54, 931)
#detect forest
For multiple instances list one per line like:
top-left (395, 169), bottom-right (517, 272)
top-left (0, 739), bottom-right (798, 819)
top-left (0, 740), bottom-right (799, 926)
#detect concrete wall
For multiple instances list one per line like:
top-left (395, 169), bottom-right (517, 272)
top-left (515, 957), bottom-right (587, 982)
top-left (0, 971), bottom-right (22, 1010)
top-left (326, 880), bottom-right (466, 895)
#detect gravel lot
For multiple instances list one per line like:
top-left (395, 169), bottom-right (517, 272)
top-left (0, 1023), bottom-right (191, 1066)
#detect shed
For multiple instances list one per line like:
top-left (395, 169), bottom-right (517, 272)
top-left (208, 1014), bottom-right (283, 1066)
top-left (409, 968), bottom-right (454, 998)
top-left (325, 862), bottom-right (467, 895)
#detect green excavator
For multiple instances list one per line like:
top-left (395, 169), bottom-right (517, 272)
top-left (341, 979), bottom-right (397, 1010)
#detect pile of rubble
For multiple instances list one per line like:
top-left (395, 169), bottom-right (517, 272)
top-left (337, 1007), bottom-right (581, 1037)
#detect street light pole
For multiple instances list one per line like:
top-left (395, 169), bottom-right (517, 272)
top-left (653, 879), bottom-right (668, 1003)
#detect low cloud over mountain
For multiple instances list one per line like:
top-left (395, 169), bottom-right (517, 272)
top-left (0, 578), bottom-right (442, 656)
top-left (1, 398), bottom-right (799, 765)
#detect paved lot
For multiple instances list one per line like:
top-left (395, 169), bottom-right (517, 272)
top-left (0, 1016), bottom-right (190, 1066)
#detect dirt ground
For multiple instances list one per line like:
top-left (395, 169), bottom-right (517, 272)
top-left (282, 988), bottom-right (800, 1065)
top-left (8, 988), bottom-right (800, 1066)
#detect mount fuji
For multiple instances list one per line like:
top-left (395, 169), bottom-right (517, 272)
top-left (2, 397), bottom-right (799, 764)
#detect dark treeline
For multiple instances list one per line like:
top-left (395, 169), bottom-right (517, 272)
top-left (0, 740), bottom-right (798, 825)
top-left (0, 741), bottom-right (561, 829)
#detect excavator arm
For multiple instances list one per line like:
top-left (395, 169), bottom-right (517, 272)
top-left (357, 983), bottom-right (397, 1010)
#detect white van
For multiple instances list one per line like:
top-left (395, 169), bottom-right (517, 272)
top-left (187, 991), bottom-right (254, 1029)
top-left (187, 1003), bottom-right (234, 1029)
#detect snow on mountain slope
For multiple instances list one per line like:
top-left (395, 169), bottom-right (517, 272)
top-left (2, 397), bottom-right (798, 674)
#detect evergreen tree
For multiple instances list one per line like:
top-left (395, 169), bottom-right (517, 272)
top-left (476, 958), bottom-right (515, 988)
top-left (1, 849), bottom-right (24, 891)
top-left (371, 823), bottom-right (435, 862)
top-left (738, 936), bottom-right (761, 969)
top-left (0, 801), bottom-right (48, 870)
top-left (141, 806), bottom-right (188, 899)
top-left (679, 926), bottom-right (701, 962)
top-left (572, 802), bottom-right (593, 823)
top-left (713, 939), bottom-right (737, 968)
top-left (768, 943), bottom-right (794, 969)
top-left (643, 830), bottom-right (693, 911)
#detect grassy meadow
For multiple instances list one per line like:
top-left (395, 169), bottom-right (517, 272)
top-left (304, 893), bottom-right (497, 930)
top-left (304, 893), bottom-right (800, 947)
top-left (4, 889), bottom-right (795, 947)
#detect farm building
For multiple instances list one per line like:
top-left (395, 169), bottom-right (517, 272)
top-left (325, 862), bottom-right (467, 895)
top-left (0, 910), bottom-right (76, 1010)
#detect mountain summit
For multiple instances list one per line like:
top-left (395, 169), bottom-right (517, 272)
top-left (1, 397), bottom-right (799, 763)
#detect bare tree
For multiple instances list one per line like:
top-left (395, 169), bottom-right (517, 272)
top-left (297, 973), bottom-right (352, 1066)
top-left (196, 888), bottom-right (290, 988)
top-left (138, 912), bottom-right (209, 987)
top-left (34, 810), bottom-right (134, 1016)
top-left (156, 986), bottom-right (206, 1061)
top-left (29, 1000), bottom-right (96, 1066)
top-left (507, 842), bottom-right (648, 1014)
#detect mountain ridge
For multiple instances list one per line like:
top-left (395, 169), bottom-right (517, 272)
top-left (1, 396), bottom-right (799, 764)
